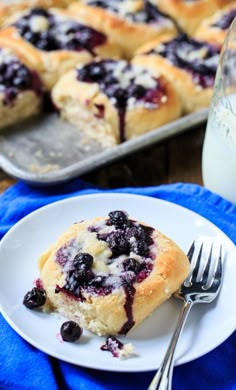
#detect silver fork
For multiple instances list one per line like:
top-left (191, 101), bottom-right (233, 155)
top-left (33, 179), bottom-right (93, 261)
top-left (148, 239), bottom-right (223, 390)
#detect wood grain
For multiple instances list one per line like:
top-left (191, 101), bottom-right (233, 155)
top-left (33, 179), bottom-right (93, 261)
top-left (82, 127), bottom-right (205, 188)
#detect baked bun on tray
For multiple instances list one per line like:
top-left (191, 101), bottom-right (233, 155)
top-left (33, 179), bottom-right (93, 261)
top-left (0, 7), bottom-right (122, 90)
top-left (51, 58), bottom-right (182, 147)
top-left (68, 0), bottom-right (178, 58)
top-left (38, 210), bottom-right (190, 336)
top-left (194, 2), bottom-right (236, 47)
top-left (0, 45), bottom-right (42, 130)
top-left (133, 32), bottom-right (220, 114)
top-left (152, 0), bottom-right (232, 35)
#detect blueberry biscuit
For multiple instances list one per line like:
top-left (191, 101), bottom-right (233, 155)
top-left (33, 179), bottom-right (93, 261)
top-left (0, 46), bottom-right (42, 129)
top-left (68, 0), bottom-right (177, 58)
top-left (133, 32), bottom-right (220, 113)
top-left (1, 7), bottom-right (122, 89)
top-left (52, 59), bottom-right (182, 146)
top-left (38, 211), bottom-right (190, 336)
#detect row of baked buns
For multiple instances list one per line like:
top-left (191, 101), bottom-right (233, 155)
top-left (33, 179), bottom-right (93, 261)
top-left (0, 0), bottom-right (236, 146)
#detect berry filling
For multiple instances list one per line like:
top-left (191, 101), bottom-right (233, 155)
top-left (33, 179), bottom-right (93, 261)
top-left (0, 48), bottom-right (42, 105)
top-left (86, 0), bottom-right (175, 27)
top-left (14, 7), bottom-right (107, 54)
top-left (147, 33), bottom-right (220, 88)
top-left (55, 211), bottom-right (156, 334)
top-left (77, 59), bottom-right (168, 142)
top-left (213, 8), bottom-right (236, 30)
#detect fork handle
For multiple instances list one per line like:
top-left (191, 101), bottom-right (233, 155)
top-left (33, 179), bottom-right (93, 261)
top-left (148, 301), bottom-right (193, 390)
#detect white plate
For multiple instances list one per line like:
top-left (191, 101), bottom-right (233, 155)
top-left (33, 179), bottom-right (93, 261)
top-left (0, 193), bottom-right (235, 372)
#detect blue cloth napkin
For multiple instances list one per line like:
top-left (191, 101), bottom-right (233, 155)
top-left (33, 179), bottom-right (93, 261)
top-left (0, 180), bottom-right (235, 390)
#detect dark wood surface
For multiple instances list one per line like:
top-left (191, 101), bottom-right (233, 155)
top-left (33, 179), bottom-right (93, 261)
top-left (82, 126), bottom-right (205, 188)
top-left (0, 125), bottom-right (205, 193)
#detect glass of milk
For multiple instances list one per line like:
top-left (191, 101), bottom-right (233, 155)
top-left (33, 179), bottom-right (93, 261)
top-left (202, 18), bottom-right (236, 204)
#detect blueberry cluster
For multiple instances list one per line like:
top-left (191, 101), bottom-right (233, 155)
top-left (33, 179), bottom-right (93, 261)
top-left (0, 53), bottom-right (34, 104)
top-left (77, 60), bottom-right (155, 110)
top-left (102, 210), bottom-right (154, 259)
top-left (149, 33), bottom-right (220, 88)
top-left (213, 9), bottom-right (236, 30)
top-left (56, 211), bottom-right (154, 300)
top-left (59, 252), bottom-right (112, 297)
top-left (14, 8), bottom-right (106, 54)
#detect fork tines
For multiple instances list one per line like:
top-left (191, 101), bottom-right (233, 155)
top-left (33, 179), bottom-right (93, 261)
top-left (186, 240), bottom-right (222, 289)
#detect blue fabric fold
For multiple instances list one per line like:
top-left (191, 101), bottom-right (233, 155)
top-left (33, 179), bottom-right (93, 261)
top-left (0, 180), bottom-right (235, 390)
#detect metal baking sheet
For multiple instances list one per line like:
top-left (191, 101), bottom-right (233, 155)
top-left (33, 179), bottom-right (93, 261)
top-left (0, 109), bottom-right (208, 186)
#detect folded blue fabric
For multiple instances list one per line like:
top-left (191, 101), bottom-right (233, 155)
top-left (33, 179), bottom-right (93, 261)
top-left (0, 180), bottom-right (235, 390)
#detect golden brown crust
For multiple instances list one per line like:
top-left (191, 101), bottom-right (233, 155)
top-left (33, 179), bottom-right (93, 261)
top-left (133, 33), bottom-right (218, 114)
top-left (124, 76), bottom-right (182, 140)
top-left (1, 8), bottom-right (122, 90)
top-left (68, 1), bottom-right (177, 58)
top-left (0, 90), bottom-right (41, 130)
top-left (153, 0), bottom-right (228, 35)
top-left (214, 0), bottom-right (234, 6)
top-left (51, 62), bottom-right (182, 146)
top-left (194, 3), bottom-right (236, 47)
top-left (39, 216), bottom-right (190, 336)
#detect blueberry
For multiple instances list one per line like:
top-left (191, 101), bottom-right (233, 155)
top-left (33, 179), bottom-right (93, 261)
top-left (77, 66), bottom-right (91, 81)
top-left (0, 56), bottom-right (34, 102)
top-left (60, 321), bottom-right (82, 342)
top-left (0, 63), bottom-right (6, 73)
top-left (23, 287), bottom-right (46, 309)
top-left (63, 267), bottom-right (94, 294)
top-left (87, 0), bottom-right (118, 12)
top-left (88, 275), bottom-right (105, 288)
top-left (108, 211), bottom-right (128, 227)
top-left (126, 226), bottom-right (146, 241)
top-left (4, 87), bottom-right (18, 104)
top-left (64, 272), bottom-right (79, 292)
top-left (128, 84), bottom-right (146, 99)
top-left (30, 8), bottom-right (49, 17)
top-left (107, 231), bottom-right (129, 256)
top-left (123, 258), bottom-right (141, 273)
top-left (113, 88), bottom-right (127, 109)
top-left (73, 253), bottom-right (94, 269)
top-left (23, 31), bottom-right (35, 42)
top-left (131, 240), bottom-right (148, 256)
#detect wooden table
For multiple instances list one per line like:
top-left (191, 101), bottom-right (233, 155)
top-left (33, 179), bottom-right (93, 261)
top-left (0, 125), bottom-right (205, 194)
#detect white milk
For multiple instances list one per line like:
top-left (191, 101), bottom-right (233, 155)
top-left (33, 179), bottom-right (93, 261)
top-left (202, 94), bottom-right (236, 204)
